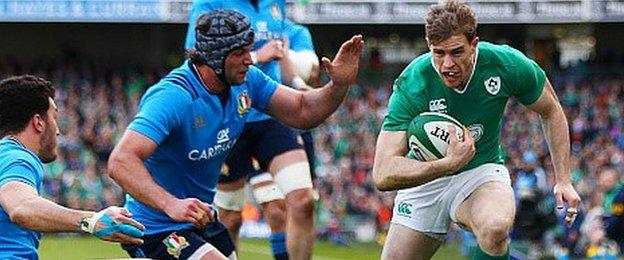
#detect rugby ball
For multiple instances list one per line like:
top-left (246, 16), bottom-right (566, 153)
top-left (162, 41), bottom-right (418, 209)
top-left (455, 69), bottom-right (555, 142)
top-left (407, 112), bottom-right (464, 161)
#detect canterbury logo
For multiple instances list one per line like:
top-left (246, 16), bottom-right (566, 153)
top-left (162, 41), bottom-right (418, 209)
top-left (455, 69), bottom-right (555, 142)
top-left (429, 98), bottom-right (447, 113)
top-left (397, 202), bottom-right (412, 216)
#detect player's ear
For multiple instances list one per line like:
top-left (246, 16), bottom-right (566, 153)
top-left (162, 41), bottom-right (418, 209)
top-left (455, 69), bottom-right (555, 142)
top-left (470, 37), bottom-right (479, 49)
top-left (32, 114), bottom-right (45, 134)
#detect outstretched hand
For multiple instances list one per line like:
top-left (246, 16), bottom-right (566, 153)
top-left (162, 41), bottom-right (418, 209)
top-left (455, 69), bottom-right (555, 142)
top-left (322, 35), bottom-right (364, 87)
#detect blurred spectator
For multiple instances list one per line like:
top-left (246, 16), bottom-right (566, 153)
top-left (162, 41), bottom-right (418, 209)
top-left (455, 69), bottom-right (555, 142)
top-left (599, 167), bottom-right (624, 252)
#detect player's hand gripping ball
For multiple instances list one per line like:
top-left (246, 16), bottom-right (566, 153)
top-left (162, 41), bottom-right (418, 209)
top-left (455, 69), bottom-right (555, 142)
top-left (407, 112), bottom-right (464, 161)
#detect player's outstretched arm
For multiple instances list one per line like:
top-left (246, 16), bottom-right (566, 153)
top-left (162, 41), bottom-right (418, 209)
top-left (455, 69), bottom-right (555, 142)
top-left (0, 181), bottom-right (144, 244)
top-left (265, 35), bottom-right (364, 130)
top-left (372, 128), bottom-right (475, 191)
top-left (526, 79), bottom-right (581, 227)
top-left (108, 130), bottom-right (214, 228)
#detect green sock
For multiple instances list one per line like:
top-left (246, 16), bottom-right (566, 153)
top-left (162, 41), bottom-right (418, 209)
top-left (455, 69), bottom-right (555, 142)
top-left (471, 245), bottom-right (509, 260)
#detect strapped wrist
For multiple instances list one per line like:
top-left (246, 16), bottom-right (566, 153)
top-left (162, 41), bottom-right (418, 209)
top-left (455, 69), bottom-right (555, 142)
top-left (79, 211), bottom-right (105, 234)
top-left (292, 76), bottom-right (306, 90)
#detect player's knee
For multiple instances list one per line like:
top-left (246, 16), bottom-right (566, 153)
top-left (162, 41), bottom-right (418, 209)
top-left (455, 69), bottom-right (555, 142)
top-left (475, 218), bottom-right (511, 254)
top-left (220, 210), bottom-right (243, 231)
top-left (286, 189), bottom-right (315, 219)
top-left (263, 201), bottom-right (287, 227)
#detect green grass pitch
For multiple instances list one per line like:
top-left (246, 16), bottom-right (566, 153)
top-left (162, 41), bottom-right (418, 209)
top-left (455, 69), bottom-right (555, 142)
top-left (38, 235), bottom-right (464, 259)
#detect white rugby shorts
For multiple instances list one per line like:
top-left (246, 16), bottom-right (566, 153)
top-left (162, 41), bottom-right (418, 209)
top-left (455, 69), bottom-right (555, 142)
top-left (391, 163), bottom-right (511, 241)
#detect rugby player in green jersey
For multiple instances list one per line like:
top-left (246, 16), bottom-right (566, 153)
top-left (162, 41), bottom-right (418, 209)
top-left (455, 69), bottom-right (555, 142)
top-left (372, 1), bottom-right (581, 259)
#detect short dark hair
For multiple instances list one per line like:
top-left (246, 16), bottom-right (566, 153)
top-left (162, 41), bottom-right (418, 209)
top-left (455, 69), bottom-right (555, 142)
top-left (0, 75), bottom-right (55, 136)
top-left (425, 0), bottom-right (477, 45)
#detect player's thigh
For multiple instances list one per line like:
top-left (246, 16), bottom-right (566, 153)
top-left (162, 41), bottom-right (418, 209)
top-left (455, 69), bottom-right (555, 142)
top-left (455, 181), bottom-right (515, 233)
top-left (249, 173), bottom-right (285, 206)
top-left (200, 222), bottom-right (237, 259)
top-left (122, 229), bottom-right (227, 260)
top-left (252, 119), bottom-right (307, 172)
top-left (382, 223), bottom-right (442, 260)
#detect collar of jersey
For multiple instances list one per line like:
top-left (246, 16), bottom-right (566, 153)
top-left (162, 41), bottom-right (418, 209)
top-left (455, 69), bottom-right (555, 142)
top-left (430, 43), bottom-right (479, 95)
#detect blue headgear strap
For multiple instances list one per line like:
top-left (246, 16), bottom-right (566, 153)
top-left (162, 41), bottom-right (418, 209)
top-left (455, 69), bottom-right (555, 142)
top-left (193, 9), bottom-right (255, 85)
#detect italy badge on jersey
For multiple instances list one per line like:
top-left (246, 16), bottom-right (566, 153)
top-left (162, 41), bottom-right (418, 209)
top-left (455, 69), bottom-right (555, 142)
top-left (163, 233), bottom-right (189, 259)
top-left (237, 91), bottom-right (252, 115)
top-left (484, 76), bottom-right (501, 95)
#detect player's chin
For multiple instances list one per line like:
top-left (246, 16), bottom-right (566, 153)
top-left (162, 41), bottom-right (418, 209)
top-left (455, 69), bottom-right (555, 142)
top-left (231, 73), bottom-right (247, 85)
top-left (443, 80), bottom-right (462, 89)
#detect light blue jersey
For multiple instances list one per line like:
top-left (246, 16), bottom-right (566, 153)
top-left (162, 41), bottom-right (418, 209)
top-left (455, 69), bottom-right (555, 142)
top-left (125, 60), bottom-right (278, 234)
top-left (284, 19), bottom-right (315, 53)
top-left (0, 138), bottom-right (44, 260)
top-left (185, 0), bottom-right (286, 123)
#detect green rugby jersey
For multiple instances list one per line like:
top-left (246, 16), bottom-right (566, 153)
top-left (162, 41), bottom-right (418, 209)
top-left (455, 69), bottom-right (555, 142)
top-left (382, 41), bottom-right (546, 172)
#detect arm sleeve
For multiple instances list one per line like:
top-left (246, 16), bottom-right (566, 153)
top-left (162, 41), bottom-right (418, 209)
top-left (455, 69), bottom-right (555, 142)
top-left (381, 76), bottom-right (420, 131)
top-left (0, 159), bottom-right (39, 189)
top-left (128, 85), bottom-right (191, 145)
top-left (247, 67), bottom-right (279, 112)
top-left (507, 48), bottom-right (546, 105)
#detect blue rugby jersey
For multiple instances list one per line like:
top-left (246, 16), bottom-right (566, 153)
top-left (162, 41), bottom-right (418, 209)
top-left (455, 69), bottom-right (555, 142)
top-left (284, 19), bottom-right (315, 53)
top-left (185, 0), bottom-right (286, 123)
top-left (125, 60), bottom-right (278, 234)
top-left (0, 138), bottom-right (44, 260)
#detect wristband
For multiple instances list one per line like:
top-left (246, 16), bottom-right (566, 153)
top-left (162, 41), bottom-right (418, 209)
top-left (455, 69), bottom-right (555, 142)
top-left (79, 211), bottom-right (105, 234)
top-left (292, 76), bottom-right (306, 90)
top-left (250, 51), bottom-right (258, 64)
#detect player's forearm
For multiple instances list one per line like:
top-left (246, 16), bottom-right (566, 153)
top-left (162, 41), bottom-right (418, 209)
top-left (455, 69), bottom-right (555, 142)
top-left (108, 153), bottom-right (177, 212)
top-left (279, 52), bottom-right (298, 88)
top-left (541, 106), bottom-right (572, 184)
top-left (373, 156), bottom-right (452, 191)
top-left (297, 81), bottom-right (349, 128)
top-left (9, 196), bottom-right (89, 232)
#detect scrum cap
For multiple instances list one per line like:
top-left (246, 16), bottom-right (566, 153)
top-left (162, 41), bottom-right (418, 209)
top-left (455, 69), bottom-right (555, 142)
top-left (194, 9), bottom-right (254, 83)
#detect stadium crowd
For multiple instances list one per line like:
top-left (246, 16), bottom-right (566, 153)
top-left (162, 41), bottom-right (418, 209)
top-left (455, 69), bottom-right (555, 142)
top-left (0, 55), bottom-right (622, 258)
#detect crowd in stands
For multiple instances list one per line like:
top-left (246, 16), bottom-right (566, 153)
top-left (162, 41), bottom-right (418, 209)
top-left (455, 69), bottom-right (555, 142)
top-left (1, 56), bottom-right (622, 258)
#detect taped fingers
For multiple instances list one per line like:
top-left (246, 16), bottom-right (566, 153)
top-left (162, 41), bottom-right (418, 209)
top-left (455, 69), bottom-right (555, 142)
top-left (564, 207), bottom-right (578, 225)
top-left (118, 223), bottom-right (145, 238)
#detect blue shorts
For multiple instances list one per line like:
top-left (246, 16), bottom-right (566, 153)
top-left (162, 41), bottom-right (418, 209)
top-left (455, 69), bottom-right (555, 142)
top-left (219, 119), bottom-right (302, 184)
top-left (300, 131), bottom-right (316, 179)
top-left (121, 221), bottom-right (234, 259)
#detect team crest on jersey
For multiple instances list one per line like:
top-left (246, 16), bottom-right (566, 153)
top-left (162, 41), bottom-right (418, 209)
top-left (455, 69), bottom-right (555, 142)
top-left (221, 163), bottom-right (230, 176)
top-left (271, 3), bottom-right (282, 20)
top-left (193, 116), bottom-right (205, 129)
top-left (163, 233), bottom-right (189, 259)
top-left (484, 77), bottom-right (501, 95)
top-left (237, 91), bottom-right (252, 115)
top-left (468, 124), bottom-right (484, 142)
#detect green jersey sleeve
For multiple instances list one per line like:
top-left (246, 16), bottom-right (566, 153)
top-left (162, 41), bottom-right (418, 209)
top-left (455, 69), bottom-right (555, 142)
top-left (506, 47), bottom-right (546, 105)
top-left (382, 76), bottom-right (418, 131)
